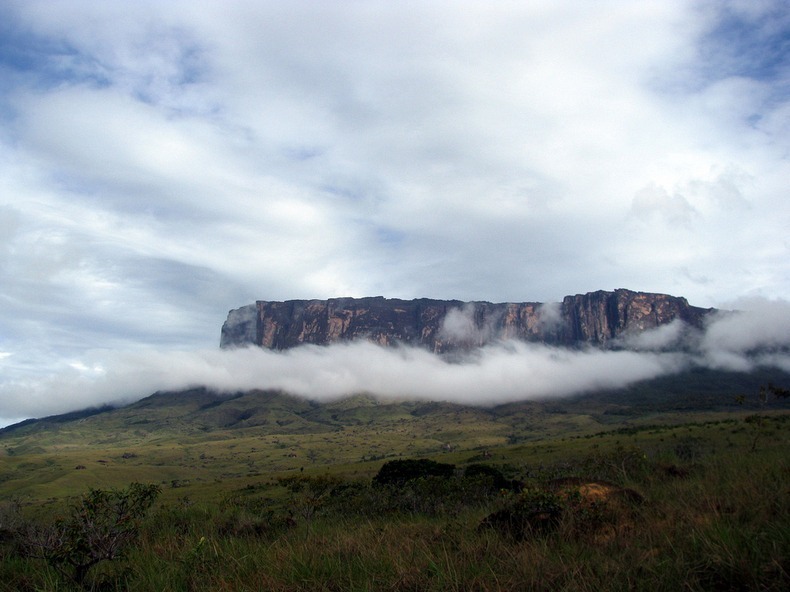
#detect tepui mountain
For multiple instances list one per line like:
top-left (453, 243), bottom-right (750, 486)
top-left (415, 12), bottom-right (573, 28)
top-left (221, 289), bottom-right (713, 352)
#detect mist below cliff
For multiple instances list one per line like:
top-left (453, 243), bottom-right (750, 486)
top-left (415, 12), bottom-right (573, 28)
top-left (1, 296), bottom-right (789, 426)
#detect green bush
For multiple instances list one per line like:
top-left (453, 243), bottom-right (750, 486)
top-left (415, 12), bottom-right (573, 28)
top-left (279, 474), bottom-right (341, 535)
top-left (464, 463), bottom-right (511, 490)
top-left (373, 458), bottom-right (456, 486)
top-left (17, 482), bottom-right (160, 588)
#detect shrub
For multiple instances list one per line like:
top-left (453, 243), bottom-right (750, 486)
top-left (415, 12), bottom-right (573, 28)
top-left (481, 479), bottom-right (643, 542)
top-left (481, 488), bottom-right (565, 540)
top-left (464, 463), bottom-right (511, 490)
top-left (372, 458), bottom-right (455, 486)
top-left (279, 475), bottom-right (341, 535)
top-left (18, 482), bottom-right (160, 588)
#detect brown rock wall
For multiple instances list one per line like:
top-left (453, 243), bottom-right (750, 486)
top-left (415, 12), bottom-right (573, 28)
top-left (220, 290), bottom-right (713, 351)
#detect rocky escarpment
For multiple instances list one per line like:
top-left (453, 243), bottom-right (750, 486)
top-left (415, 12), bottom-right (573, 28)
top-left (220, 289), bottom-right (713, 352)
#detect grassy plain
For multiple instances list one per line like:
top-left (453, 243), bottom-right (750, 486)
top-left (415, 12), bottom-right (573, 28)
top-left (0, 371), bottom-right (788, 590)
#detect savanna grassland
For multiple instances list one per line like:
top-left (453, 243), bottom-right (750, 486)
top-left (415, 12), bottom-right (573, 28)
top-left (0, 373), bottom-right (788, 591)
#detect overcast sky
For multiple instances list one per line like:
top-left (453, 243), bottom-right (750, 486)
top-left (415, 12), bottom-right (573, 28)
top-left (1, 1), bottom-right (789, 425)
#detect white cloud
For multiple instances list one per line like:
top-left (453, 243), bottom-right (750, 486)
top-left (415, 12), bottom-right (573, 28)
top-left (0, 1), bottom-right (788, 423)
top-left (537, 302), bottom-right (563, 329)
top-left (0, 341), bottom-right (686, 421)
top-left (1, 297), bottom-right (788, 425)
top-left (439, 304), bottom-right (502, 346)
top-left (630, 183), bottom-right (699, 227)
top-left (701, 298), bottom-right (790, 357)
top-left (620, 319), bottom-right (691, 351)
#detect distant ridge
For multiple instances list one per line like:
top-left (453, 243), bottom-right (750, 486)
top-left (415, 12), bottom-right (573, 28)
top-left (221, 289), bottom-right (713, 352)
top-left (3, 368), bottom-right (789, 439)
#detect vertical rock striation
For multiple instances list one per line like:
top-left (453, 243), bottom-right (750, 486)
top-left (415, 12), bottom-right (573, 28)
top-left (220, 289), bottom-right (713, 352)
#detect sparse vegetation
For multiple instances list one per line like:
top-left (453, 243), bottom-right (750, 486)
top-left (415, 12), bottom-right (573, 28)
top-left (10, 482), bottom-right (160, 589)
top-left (0, 382), bottom-right (788, 590)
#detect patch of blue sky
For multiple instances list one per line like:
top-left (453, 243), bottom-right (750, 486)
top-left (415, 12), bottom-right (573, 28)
top-left (651, 3), bottom-right (789, 102)
top-left (699, 3), bottom-right (790, 90)
top-left (0, 25), bottom-right (110, 91)
top-left (173, 42), bottom-right (205, 87)
top-left (0, 19), bottom-right (206, 106)
top-left (0, 87), bottom-right (16, 125)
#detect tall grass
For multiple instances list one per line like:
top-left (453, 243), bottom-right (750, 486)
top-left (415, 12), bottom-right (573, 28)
top-left (1, 415), bottom-right (787, 591)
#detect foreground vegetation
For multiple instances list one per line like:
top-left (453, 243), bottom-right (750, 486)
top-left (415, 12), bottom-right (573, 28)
top-left (1, 408), bottom-right (788, 591)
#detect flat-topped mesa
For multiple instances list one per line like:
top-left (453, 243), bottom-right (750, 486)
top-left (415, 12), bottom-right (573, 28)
top-left (220, 289), bottom-right (714, 352)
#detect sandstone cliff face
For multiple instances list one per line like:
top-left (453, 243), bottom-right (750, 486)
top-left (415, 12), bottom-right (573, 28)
top-left (220, 289), bottom-right (712, 352)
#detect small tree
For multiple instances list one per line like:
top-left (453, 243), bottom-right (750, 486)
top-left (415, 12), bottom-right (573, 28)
top-left (278, 475), bottom-right (339, 536)
top-left (736, 383), bottom-right (790, 452)
top-left (21, 482), bottom-right (160, 588)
